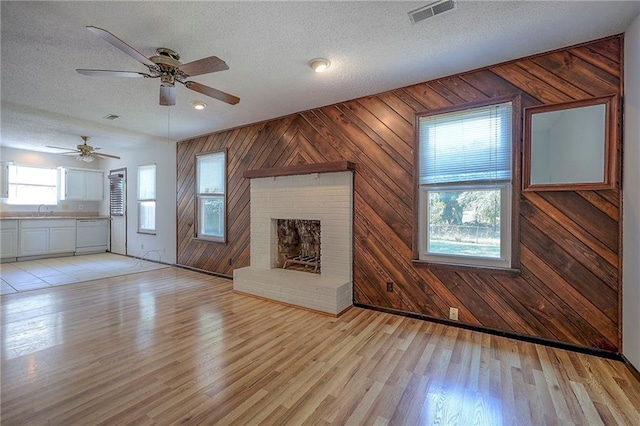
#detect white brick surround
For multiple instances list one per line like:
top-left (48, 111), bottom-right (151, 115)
top-left (233, 171), bottom-right (353, 315)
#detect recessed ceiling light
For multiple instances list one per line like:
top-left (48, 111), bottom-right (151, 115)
top-left (191, 101), bottom-right (207, 110)
top-left (309, 58), bottom-right (331, 73)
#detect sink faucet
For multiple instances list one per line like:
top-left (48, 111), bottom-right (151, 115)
top-left (37, 204), bottom-right (49, 217)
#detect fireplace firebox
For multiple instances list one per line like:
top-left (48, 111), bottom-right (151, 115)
top-left (276, 219), bottom-right (321, 273)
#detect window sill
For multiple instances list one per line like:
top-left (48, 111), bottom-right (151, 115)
top-left (137, 231), bottom-right (156, 235)
top-left (412, 259), bottom-right (521, 276)
top-left (193, 237), bottom-right (226, 244)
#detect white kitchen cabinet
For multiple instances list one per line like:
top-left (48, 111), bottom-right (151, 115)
top-left (76, 219), bottom-right (109, 253)
top-left (19, 227), bottom-right (49, 257)
top-left (0, 161), bottom-right (8, 199)
top-left (64, 168), bottom-right (86, 200)
top-left (85, 171), bottom-right (104, 200)
top-left (59, 168), bottom-right (104, 201)
top-left (18, 219), bottom-right (76, 257)
top-left (50, 225), bottom-right (77, 253)
top-left (1, 220), bottom-right (19, 261)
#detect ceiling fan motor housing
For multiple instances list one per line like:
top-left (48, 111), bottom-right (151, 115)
top-left (150, 48), bottom-right (183, 75)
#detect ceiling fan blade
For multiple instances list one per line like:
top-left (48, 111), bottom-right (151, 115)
top-left (160, 85), bottom-right (176, 106)
top-left (76, 69), bottom-right (152, 78)
top-left (46, 145), bottom-right (78, 153)
top-left (86, 26), bottom-right (157, 69)
top-left (178, 56), bottom-right (229, 77)
top-left (184, 81), bottom-right (240, 105)
top-left (93, 152), bottom-right (121, 159)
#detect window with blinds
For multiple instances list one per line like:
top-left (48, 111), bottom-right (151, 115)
top-left (196, 151), bottom-right (226, 242)
top-left (417, 101), bottom-right (514, 269)
top-left (109, 173), bottom-right (125, 216)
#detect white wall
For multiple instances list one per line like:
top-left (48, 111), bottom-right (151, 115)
top-left (624, 12), bottom-right (640, 370)
top-left (99, 141), bottom-right (177, 264)
top-left (0, 147), bottom-right (101, 214)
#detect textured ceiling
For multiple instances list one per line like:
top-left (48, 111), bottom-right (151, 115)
top-left (1, 1), bottom-right (639, 155)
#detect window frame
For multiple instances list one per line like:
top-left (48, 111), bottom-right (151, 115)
top-left (6, 164), bottom-right (57, 205)
top-left (195, 150), bottom-right (227, 243)
top-left (413, 96), bottom-right (521, 271)
top-left (137, 164), bottom-right (156, 235)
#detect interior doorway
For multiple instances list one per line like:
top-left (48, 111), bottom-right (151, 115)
top-left (108, 168), bottom-right (127, 255)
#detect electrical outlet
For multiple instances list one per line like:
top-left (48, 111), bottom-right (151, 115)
top-left (386, 281), bottom-right (393, 292)
top-left (141, 244), bottom-right (144, 250)
top-left (449, 307), bottom-right (459, 321)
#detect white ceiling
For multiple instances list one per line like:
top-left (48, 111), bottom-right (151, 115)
top-left (2, 1), bottom-right (639, 155)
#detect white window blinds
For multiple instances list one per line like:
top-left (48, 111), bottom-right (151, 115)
top-left (109, 173), bottom-right (125, 216)
top-left (418, 102), bottom-right (512, 185)
top-left (197, 152), bottom-right (225, 194)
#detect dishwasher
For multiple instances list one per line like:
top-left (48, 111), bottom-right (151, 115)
top-left (76, 219), bottom-right (109, 254)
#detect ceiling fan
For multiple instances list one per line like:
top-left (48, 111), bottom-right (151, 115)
top-left (47, 136), bottom-right (121, 162)
top-left (76, 26), bottom-right (240, 107)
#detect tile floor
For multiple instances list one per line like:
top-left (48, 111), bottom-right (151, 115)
top-left (0, 253), bottom-right (169, 295)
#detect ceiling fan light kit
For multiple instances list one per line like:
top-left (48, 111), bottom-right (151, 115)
top-left (76, 26), bottom-right (240, 107)
top-left (191, 101), bottom-right (207, 110)
top-left (76, 154), bottom-right (94, 163)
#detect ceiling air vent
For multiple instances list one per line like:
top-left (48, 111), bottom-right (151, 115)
top-left (409, 0), bottom-right (457, 24)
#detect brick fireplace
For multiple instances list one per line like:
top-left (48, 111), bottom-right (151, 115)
top-left (233, 162), bottom-right (354, 315)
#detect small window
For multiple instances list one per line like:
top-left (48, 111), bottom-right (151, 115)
top-left (7, 164), bottom-right (57, 205)
top-left (417, 101), bottom-right (513, 268)
top-left (196, 151), bottom-right (226, 242)
top-left (137, 164), bottom-right (156, 234)
top-left (109, 173), bottom-right (125, 216)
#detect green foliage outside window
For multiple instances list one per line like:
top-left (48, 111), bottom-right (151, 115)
top-left (428, 189), bottom-right (501, 257)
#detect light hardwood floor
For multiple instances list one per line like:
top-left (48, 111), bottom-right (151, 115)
top-left (1, 267), bottom-right (639, 425)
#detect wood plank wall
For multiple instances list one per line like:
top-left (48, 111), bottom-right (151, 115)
top-left (177, 36), bottom-right (623, 352)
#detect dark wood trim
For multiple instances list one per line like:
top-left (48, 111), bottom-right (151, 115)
top-left (510, 95), bottom-right (522, 268)
top-left (243, 160), bottom-right (356, 179)
top-left (355, 302), bottom-right (623, 360)
top-left (522, 94), bottom-right (619, 192)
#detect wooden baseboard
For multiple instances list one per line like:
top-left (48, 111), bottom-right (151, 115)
top-left (234, 290), bottom-right (352, 318)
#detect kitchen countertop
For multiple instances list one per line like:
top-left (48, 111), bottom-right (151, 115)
top-left (1, 216), bottom-right (110, 220)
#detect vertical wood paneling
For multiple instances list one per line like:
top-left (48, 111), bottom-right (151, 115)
top-left (177, 36), bottom-right (623, 351)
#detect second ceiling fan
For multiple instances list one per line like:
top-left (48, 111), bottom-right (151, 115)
top-left (76, 26), bottom-right (240, 106)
